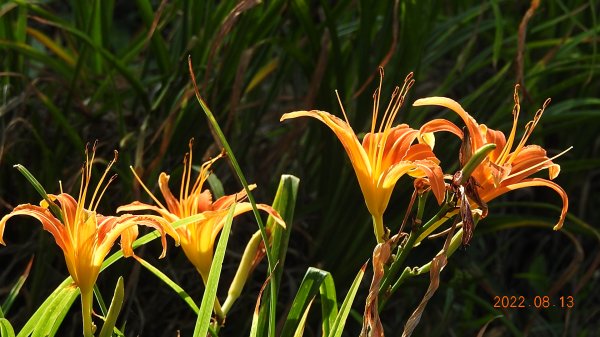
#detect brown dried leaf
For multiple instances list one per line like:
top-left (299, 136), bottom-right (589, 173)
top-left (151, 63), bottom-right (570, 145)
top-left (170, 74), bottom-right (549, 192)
top-left (516, 0), bottom-right (540, 97)
top-left (401, 253), bottom-right (448, 337)
top-left (465, 176), bottom-right (488, 217)
top-left (459, 126), bottom-right (472, 167)
top-left (203, 0), bottom-right (261, 89)
top-left (360, 242), bottom-right (392, 337)
top-left (459, 188), bottom-right (474, 246)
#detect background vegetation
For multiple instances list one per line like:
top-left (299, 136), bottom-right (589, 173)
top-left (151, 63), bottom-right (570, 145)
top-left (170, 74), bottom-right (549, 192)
top-left (1, 0), bottom-right (598, 336)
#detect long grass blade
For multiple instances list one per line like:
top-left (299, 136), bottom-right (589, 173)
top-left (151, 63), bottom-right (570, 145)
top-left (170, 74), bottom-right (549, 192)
top-left (192, 203), bottom-right (236, 337)
top-left (280, 267), bottom-right (334, 337)
top-left (327, 263), bottom-right (366, 337)
top-left (0, 319), bottom-right (15, 337)
top-left (189, 56), bottom-right (278, 337)
top-left (1, 258), bottom-right (32, 315)
top-left (98, 277), bottom-right (124, 337)
top-left (13, 165), bottom-right (63, 222)
top-left (135, 257), bottom-right (200, 314)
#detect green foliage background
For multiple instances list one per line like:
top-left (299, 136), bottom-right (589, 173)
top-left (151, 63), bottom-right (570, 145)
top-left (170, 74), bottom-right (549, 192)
top-left (1, 0), bottom-right (598, 336)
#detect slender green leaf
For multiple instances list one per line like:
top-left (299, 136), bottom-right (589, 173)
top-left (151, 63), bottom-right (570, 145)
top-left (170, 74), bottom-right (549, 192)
top-left (280, 267), bottom-right (333, 337)
top-left (327, 263), bottom-right (366, 337)
top-left (1, 258), bottom-right (32, 315)
top-left (0, 319), bottom-right (15, 337)
top-left (192, 204), bottom-right (236, 337)
top-left (31, 284), bottom-right (79, 337)
top-left (250, 174), bottom-right (299, 337)
top-left (136, 257), bottom-right (200, 314)
top-left (293, 299), bottom-right (314, 337)
top-left (16, 278), bottom-right (74, 337)
top-left (13, 165), bottom-right (63, 222)
top-left (93, 284), bottom-right (109, 317)
top-left (190, 58), bottom-right (278, 337)
top-left (268, 175), bottom-right (299, 292)
top-left (319, 272), bottom-right (338, 336)
top-left (207, 172), bottom-right (225, 199)
top-left (98, 277), bottom-right (124, 337)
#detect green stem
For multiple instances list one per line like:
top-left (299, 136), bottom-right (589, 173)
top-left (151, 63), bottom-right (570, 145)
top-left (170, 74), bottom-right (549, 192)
top-left (213, 298), bottom-right (225, 325)
top-left (383, 217), bottom-right (480, 310)
top-left (373, 215), bottom-right (385, 243)
top-left (378, 200), bottom-right (452, 311)
top-left (379, 231), bottom-right (417, 298)
top-left (378, 193), bottom-right (427, 296)
top-left (81, 289), bottom-right (94, 337)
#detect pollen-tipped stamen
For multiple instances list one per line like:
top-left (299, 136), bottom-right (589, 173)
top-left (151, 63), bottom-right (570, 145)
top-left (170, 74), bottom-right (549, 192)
top-left (129, 167), bottom-right (168, 210)
top-left (92, 174), bottom-right (118, 212)
top-left (89, 150), bottom-right (118, 211)
top-left (497, 86), bottom-right (522, 164)
top-left (179, 153), bottom-right (189, 216)
top-left (507, 98), bottom-right (551, 165)
top-left (503, 146), bottom-right (572, 180)
top-left (184, 139), bottom-right (195, 205)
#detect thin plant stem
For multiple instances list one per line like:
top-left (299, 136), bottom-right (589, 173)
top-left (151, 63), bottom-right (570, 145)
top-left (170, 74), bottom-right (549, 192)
top-left (81, 289), bottom-right (94, 337)
top-left (373, 215), bottom-right (385, 243)
top-left (378, 198), bottom-right (453, 311)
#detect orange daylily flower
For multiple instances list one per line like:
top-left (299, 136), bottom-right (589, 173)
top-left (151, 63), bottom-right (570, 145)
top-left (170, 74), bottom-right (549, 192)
top-left (118, 140), bottom-right (285, 284)
top-left (414, 85), bottom-right (569, 230)
top-left (281, 71), bottom-right (445, 243)
top-left (0, 144), bottom-right (175, 336)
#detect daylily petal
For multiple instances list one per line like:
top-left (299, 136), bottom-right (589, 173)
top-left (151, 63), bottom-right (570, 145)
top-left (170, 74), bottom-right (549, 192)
top-left (404, 143), bottom-right (439, 162)
top-left (196, 189), bottom-right (213, 212)
top-left (413, 160), bottom-right (445, 205)
top-left (158, 173), bottom-right (181, 216)
top-left (481, 178), bottom-right (568, 230)
top-left (117, 201), bottom-right (179, 223)
top-left (281, 110), bottom-right (371, 177)
top-left (483, 127), bottom-right (507, 162)
top-left (212, 184), bottom-right (257, 211)
top-left (381, 126), bottom-right (419, 168)
top-left (96, 214), bottom-right (172, 264)
top-left (413, 97), bottom-right (485, 150)
top-left (419, 118), bottom-right (464, 140)
top-left (0, 204), bottom-right (68, 250)
top-left (120, 226), bottom-right (138, 258)
top-left (49, 193), bottom-right (78, 227)
top-left (380, 162), bottom-right (417, 189)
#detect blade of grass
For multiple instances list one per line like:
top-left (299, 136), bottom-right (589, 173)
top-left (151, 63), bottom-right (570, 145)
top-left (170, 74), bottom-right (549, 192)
top-left (0, 319), bottom-right (15, 337)
top-left (13, 164), bottom-right (63, 222)
top-left (268, 174), bottom-right (299, 294)
top-left (98, 277), bottom-right (124, 337)
top-left (280, 267), bottom-right (334, 337)
top-left (319, 271), bottom-right (338, 336)
top-left (15, 278), bottom-right (74, 337)
top-left (192, 203), bottom-right (236, 337)
top-left (189, 56), bottom-right (278, 337)
top-left (135, 257), bottom-right (200, 314)
top-left (327, 263), bottom-right (367, 337)
top-left (249, 174), bottom-right (299, 337)
top-left (1, 257), bottom-right (32, 315)
top-left (31, 284), bottom-right (79, 337)
top-left (293, 298), bottom-right (314, 337)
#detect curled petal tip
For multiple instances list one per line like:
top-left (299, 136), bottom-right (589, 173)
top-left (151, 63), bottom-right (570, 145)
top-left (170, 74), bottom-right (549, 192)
top-left (552, 222), bottom-right (563, 231)
top-left (280, 111), bottom-right (307, 122)
top-left (548, 164), bottom-right (561, 180)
